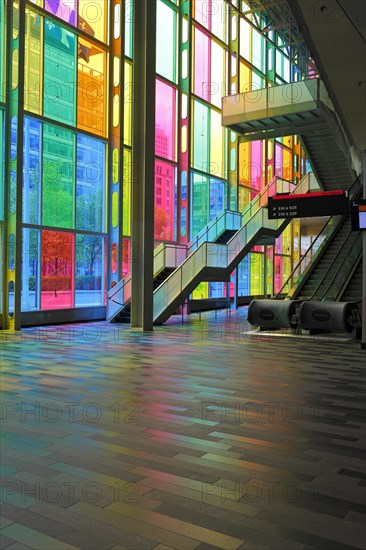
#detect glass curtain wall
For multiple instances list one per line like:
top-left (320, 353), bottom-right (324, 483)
top-left (1, 0), bottom-right (310, 323)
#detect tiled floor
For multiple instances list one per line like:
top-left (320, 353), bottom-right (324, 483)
top-left (0, 307), bottom-right (365, 550)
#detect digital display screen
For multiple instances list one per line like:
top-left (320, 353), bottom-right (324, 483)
top-left (351, 202), bottom-right (366, 231)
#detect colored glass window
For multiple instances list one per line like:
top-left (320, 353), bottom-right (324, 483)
top-left (23, 116), bottom-right (41, 225)
top-left (124, 61), bottom-right (133, 146)
top-left (44, 18), bottom-right (76, 124)
top-left (76, 134), bottom-right (106, 232)
top-left (41, 230), bottom-right (74, 309)
top-left (25, 8), bottom-right (42, 114)
top-left (77, 39), bottom-right (107, 137)
top-left (75, 234), bottom-right (104, 306)
top-left (22, 228), bottom-right (39, 311)
top-left (155, 160), bottom-right (176, 241)
top-left (194, 28), bottom-right (210, 102)
top-left (155, 79), bottom-right (177, 162)
top-left (192, 100), bottom-right (209, 172)
top-left (191, 171), bottom-right (209, 237)
top-left (123, 149), bottom-right (132, 236)
top-left (78, 0), bottom-right (108, 44)
top-left (42, 124), bottom-right (75, 228)
top-left (44, 0), bottom-right (77, 25)
top-left (156, 1), bottom-right (177, 83)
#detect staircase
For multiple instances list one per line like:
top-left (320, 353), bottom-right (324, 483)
top-left (153, 175), bottom-right (311, 324)
top-left (107, 174), bottom-right (311, 324)
top-left (222, 78), bottom-right (358, 191)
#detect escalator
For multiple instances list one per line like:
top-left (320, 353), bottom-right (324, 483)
top-left (276, 176), bottom-right (362, 303)
top-left (341, 259), bottom-right (363, 303)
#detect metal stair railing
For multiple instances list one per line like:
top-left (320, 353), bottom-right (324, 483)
top-left (106, 242), bottom-right (186, 321)
top-left (106, 175), bottom-right (292, 321)
top-left (187, 209), bottom-right (242, 253)
top-left (153, 176), bottom-right (313, 324)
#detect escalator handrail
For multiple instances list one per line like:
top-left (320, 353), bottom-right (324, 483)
top-left (274, 173), bottom-right (362, 299)
top-left (316, 232), bottom-right (362, 301)
top-left (335, 250), bottom-right (363, 303)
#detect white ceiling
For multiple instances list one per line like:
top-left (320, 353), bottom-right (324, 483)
top-left (289, 0), bottom-right (366, 152)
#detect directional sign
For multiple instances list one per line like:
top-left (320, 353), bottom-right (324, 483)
top-left (268, 190), bottom-right (348, 219)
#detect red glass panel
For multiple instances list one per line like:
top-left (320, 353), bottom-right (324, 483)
top-left (41, 231), bottom-right (74, 310)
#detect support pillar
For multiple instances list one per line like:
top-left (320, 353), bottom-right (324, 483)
top-left (2, 0), bottom-right (25, 330)
top-left (362, 150), bottom-right (366, 349)
top-left (131, 0), bottom-right (156, 330)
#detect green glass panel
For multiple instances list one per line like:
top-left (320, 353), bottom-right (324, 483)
top-left (156, 0), bottom-right (176, 82)
top-left (42, 124), bottom-right (75, 228)
top-left (193, 100), bottom-right (209, 172)
top-left (44, 19), bottom-right (76, 125)
top-left (190, 172), bottom-right (209, 238)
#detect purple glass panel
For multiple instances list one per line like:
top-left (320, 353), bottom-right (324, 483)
top-left (45, 0), bottom-right (77, 25)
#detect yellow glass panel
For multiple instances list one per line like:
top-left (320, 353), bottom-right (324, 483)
top-left (283, 147), bottom-right (293, 180)
top-left (238, 142), bottom-right (251, 187)
top-left (12, 49), bottom-right (18, 89)
top-left (124, 62), bottom-right (132, 145)
top-left (113, 56), bottom-right (120, 87)
top-left (192, 282), bottom-right (208, 299)
top-left (78, 0), bottom-right (108, 44)
top-left (113, 94), bottom-right (120, 128)
top-left (181, 126), bottom-right (187, 154)
top-left (25, 8), bottom-right (42, 113)
top-left (250, 253), bottom-right (263, 295)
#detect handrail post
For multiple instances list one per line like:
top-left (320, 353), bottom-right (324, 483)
top-left (362, 151), bottom-right (366, 349)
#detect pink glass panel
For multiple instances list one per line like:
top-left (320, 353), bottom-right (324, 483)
top-left (275, 143), bottom-right (283, 178)
top-left (251, 141), bottom-right (262, 190)
top-left (45, 0), bottom-right (77, 25)
top-left (194, 28), bottom-right (210, 102)
top-left (41, 231), bottom-right (74, 310)
top-left (122, 238), bottom-right (131, 277)
top-left (194, 0), bottom-right (211, 29)
top-left (155, 79), bottom-right (176, 162)
top-left (155, 160), bottom-right (175, 241)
